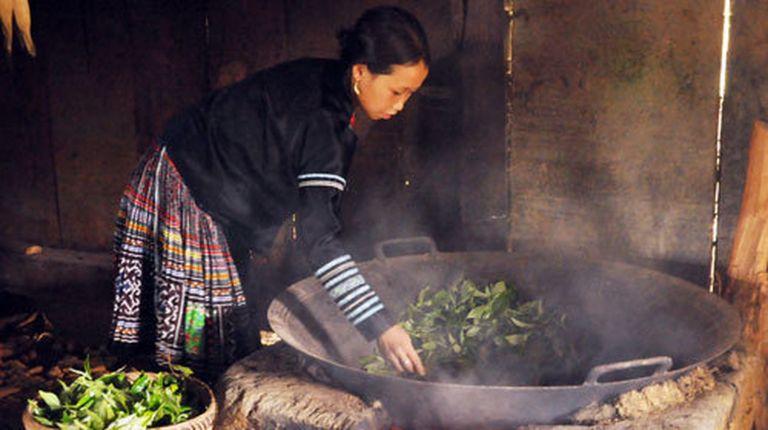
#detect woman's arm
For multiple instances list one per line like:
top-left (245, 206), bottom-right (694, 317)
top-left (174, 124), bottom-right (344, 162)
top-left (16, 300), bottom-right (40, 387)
top-left (294, 111), bottom-right (425, 374)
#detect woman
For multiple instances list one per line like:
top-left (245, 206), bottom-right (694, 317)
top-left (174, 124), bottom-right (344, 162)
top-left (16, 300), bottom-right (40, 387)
top-left (109, 6), bottom-right (428, 377)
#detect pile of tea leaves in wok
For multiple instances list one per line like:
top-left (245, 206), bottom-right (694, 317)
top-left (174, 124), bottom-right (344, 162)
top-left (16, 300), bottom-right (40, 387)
top-left (360, 279), bottom-right (580, 385)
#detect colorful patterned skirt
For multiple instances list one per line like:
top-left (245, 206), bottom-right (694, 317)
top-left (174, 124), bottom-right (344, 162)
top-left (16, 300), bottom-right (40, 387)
top-left (109, 142), bottom-right (251, 375)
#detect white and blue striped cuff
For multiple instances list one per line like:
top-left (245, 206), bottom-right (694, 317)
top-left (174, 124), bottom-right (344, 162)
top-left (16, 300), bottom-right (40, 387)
top-left (316, 254), bottom-right (385, 327)
top-left (298, 173), bottom-right (347, 192)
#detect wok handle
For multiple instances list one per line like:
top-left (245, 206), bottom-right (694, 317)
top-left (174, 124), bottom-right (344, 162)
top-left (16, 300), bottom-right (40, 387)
top-left (583, 356), bottom-right (673, 385)
top-left (374, 236), bottom-right (438, 261)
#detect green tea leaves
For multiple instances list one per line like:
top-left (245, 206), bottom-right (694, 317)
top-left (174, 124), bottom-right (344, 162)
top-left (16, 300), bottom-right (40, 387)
top-left (27, 365), bottom-right (199, 429)
top-left (361, 278), bottom-right (572, 383)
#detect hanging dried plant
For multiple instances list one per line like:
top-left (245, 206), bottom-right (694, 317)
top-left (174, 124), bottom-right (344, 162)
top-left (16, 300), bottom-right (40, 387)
top-left (0, 0), bottom-right (36, 57)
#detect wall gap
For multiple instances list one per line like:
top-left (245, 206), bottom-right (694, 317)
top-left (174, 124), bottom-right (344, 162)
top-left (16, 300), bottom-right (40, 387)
top-left (709, 0), bottom-right (733, 293)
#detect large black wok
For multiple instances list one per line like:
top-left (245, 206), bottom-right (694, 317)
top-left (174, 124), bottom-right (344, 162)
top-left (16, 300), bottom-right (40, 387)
top-left (267, 238), bottom-right (741, 428)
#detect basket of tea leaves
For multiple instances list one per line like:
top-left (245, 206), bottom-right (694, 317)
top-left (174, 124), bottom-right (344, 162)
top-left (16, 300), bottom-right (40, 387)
top-left (22, 359), bottom-right (216, 430)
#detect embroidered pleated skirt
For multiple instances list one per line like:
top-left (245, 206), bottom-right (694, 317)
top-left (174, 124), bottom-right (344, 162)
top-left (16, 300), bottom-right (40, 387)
top-left (109, 142), bottom-right (252, 375)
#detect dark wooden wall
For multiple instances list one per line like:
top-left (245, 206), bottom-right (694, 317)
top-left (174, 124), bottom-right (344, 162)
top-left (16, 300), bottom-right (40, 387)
top-left (0, 0), bottom-right (494, 256)
top-left (505, 0), bottom-right (768, 285)
top-left (2, 0), bottom-right (767, 289)
top-left (1, 1), bottom-right (210, 251)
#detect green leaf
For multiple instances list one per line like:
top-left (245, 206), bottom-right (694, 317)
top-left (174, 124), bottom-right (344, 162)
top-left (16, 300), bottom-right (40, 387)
top-left (465, 325), bottom-right (481, 338)
top-left (60, 410), bottom-right (75, 424)
top-left (358, 354), bottom-right (381, 367)
top-left (39, 390), bottom-right (62, 410)
top-left (104, 414), bottom-right (146, 430)
top-left (129, 374), bottom-right (150, 396)
top-left (55, 422), bottom-right (77, 430)
top-left (27, 399), bottom-right (41, 414)
top-left (168, 363), bottom-right (194, 378)
top-left (57, 380), bottom-right (70, 393)
top-left (94, 398), bottom-right (116, 422)
top-left (148, 392), bottom-right (162, 409)
top-left (83, 355), bottom-right (91, 377)
top-left (466, 305), bottom-right (487, 320)
top-left (432, 290), bottom-right (450, 306)
top-left (491, 281), bottom-right (507, 296)
top-left (471, 289), bottom-right (487, 299)
top-left (32, 415), bottom-right (55, 427)
top-left (68, 369), bottom-right (90, 379)
top-left (508, 316), bottom-right (536, 329)
top-left (417, 286), bottom-right (431, 305)
top-left (85, 410), bottom-right (106, 430)
top-left (505, 333), bottom-right (530, 346)
top-left (74, 393), bottom-right (94, 410)
top-left (489, 294), bottom-right (509, 316)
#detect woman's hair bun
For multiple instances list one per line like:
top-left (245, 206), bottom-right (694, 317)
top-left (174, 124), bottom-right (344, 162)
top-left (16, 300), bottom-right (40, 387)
top-left (337, 6), bottom-right (430, 74)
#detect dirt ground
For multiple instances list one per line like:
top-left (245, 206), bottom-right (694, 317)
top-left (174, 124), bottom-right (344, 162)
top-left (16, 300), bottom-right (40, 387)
top-left (0, 291), bottom-right (136, 430)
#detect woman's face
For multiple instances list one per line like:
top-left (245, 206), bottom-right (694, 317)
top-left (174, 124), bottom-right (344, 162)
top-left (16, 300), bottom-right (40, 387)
top-left (352, 60), bottom-right (429, 120)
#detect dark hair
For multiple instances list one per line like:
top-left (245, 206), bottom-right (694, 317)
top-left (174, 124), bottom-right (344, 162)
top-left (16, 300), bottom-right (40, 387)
top-left (337, 6), bottom-right (430, 74)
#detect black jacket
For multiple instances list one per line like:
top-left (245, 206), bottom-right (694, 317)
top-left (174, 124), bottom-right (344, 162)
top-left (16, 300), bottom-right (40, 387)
top-left (161, 58), bottom-right (393, 341)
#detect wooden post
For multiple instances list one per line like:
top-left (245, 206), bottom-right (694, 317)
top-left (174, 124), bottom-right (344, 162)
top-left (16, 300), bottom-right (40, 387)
top-left (727, 120), bottom-right (768, 350)
top-left (725, 120), bottom-right (768, 429)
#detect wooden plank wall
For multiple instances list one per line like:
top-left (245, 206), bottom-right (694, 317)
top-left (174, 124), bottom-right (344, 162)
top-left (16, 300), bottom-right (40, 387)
top-left (0, 1), bottom-right (490, 256)
top-left (0, 0), bottom-right (210, 251)
top-left (0, 2), bottom-right (59, 247)
top-left (4, 0), bottom-right (758, 286)
top-left (46, 1), bottom-right (142, 250)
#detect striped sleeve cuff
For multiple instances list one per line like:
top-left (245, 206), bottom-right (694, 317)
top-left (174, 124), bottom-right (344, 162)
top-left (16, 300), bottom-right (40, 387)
top-left (316, 254), bottom-right (394, 341)
top-left (298, 173), bottom-right (347, 192)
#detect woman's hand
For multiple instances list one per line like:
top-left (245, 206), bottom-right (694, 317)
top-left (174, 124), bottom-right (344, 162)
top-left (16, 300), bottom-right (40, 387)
top-left (377, 324), bottom-right (426, 376)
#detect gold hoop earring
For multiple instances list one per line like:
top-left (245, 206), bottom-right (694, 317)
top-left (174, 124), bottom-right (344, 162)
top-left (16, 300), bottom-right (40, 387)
top-left (353, 80), bottom-right (361, 96)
